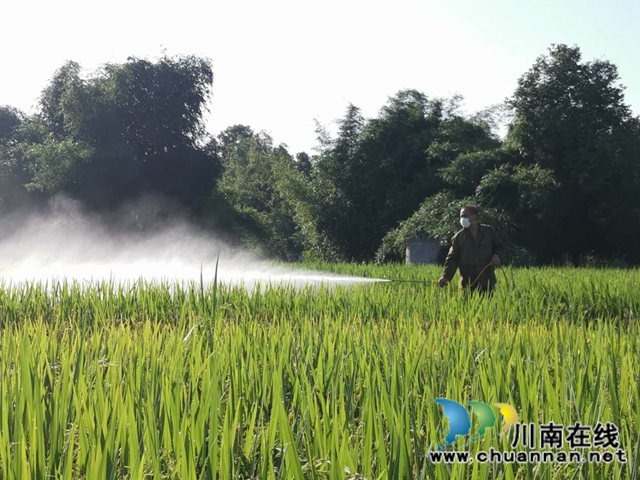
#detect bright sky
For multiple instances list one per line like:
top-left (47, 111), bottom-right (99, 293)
top-left (2, 0), bottom-right (639, 155)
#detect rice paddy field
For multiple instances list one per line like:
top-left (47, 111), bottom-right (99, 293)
top-left (0, 262), bottom-right (638, 479)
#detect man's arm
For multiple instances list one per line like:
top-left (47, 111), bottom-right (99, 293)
top-left (441, 234), bottom-right (460, 282)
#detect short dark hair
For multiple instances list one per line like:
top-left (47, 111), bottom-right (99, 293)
top-left (460, 204), bottom-right (479, 216)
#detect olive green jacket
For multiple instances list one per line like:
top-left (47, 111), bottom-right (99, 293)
top-left (442, 224), bottom-right (504, 290)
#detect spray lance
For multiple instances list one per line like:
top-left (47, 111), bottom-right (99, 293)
top-left (380, 262), bottom-right (507, 289)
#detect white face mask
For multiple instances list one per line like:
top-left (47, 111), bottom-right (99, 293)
top-left (460, 217), bottom-right (471, 228)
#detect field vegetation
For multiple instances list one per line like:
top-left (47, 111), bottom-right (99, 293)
top-left (0, 263), bottom-right (637, 479)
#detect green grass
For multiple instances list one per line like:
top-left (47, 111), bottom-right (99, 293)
top-left (0, 263), bottom-right (638, 479)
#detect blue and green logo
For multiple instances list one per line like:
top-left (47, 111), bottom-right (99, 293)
top-left (435, 398), bottom-right (518, 449)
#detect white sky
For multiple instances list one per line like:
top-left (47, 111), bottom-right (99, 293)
top-left (2, 0), bottom-right (639, 155)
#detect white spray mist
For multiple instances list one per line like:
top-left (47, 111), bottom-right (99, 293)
top-left (0, 194), bottom-right (384, 290)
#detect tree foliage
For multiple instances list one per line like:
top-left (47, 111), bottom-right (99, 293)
top-left (1, 44), bottom-right (639, 265)
top-left (11, 55), bottom-right (220, 220)
top-left (376, 192), bottom-right (534, 265)
top-left (507, 44), bottom-right (640, 263)
top-left (216, 131), bottom-right (305, 260)
top-left (303, 91), bottom-right (499, 261)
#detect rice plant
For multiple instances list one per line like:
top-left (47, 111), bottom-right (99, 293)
top-left (0, 264), bottom-right (637, 479)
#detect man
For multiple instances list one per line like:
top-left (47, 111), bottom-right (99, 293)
top-left (438, 205), bottom-right (504, 294)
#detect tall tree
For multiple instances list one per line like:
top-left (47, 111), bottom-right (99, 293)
top-left (307, 90), bottom-right (500, 261)
top-left (16, 55), bottom-right (220, 218)
top-left (216, 132), bottom-right (304, 260)
top-left (38, 61), bottom-right (83, 140)
top-left (507, 44), bottom-right (640, 262)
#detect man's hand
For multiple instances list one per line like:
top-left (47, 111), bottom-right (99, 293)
top-left (491, 254), bottom-right (501, 267)
top-left (438, 277), bottom-right (448, 287)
